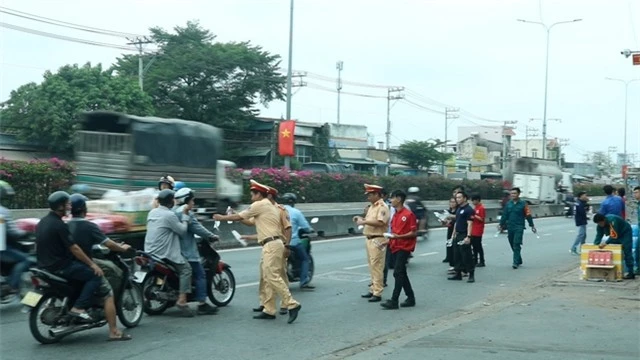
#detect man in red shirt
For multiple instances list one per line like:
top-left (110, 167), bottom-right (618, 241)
top-left (471, 194), bottom-right (486, 267)
top-left (381, 190), bottom-right (417, 310)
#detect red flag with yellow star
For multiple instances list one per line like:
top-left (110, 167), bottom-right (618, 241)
top-left (278, 120), bottom-right (295, 156)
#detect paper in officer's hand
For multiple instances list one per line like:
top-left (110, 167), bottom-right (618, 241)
top-left (231, 230), bottom-right (248, 247)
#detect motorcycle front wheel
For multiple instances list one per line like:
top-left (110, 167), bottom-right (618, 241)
top-left (28, 293), bottom-right (64, 344)
top-left (207, 268), bottom-right (235, 306)
top-left (117, 283), bottom-right (143, 327)
top-left (142, 275), bottom-right (171, 315)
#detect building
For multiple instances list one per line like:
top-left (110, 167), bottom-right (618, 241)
top-left (456, 126), bottom-right (514, 172)
top-left (328, 123), bottom-right (388, 175)
top-left (511, 138), bottom-right (560, 161)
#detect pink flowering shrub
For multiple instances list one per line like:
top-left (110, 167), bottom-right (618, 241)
top-left (0, 158), bottom-right (75, 209)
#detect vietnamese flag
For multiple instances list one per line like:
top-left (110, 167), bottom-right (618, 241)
top-left (278, 120), bottom-right (296, 156)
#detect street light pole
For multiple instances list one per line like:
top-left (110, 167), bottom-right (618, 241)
top-left (517, 18), bottom-right (582, 160)
top-left (284, 0), bottom-right (295, 169)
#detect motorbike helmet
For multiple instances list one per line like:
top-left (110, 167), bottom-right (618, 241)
top-left (0, 180), bottom-right (16, 199)
top-left (70, 193), bottom-right (88, 216)
top-left (175, 187), bottom-right (195, 205)
top-left (408, 187), bottom-right (420, 194)
top-left (48, 191), bottom-right (71, 211)
top-left (158, 175), bottom-right (175, 190)
top-left (157, 189), bottom-right (176, 208)
top-left (281, 193), bottom-right (297, 205)
top-left (174, 181), bottom-right (186, 191)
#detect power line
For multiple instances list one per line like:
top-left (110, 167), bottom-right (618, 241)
top-left (0, 22), bottom-right (138, 51)
top-left (0, 6), bottom-right (143, 38)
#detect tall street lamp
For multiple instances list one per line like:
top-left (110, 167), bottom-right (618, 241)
top-left (605, 77), bottom-right (640, 185)
top-left (517, 18), bottom-right (582, 160)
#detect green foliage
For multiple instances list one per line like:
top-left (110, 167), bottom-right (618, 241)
top-left (112, 21), bottom-right (285, 132)
top-left (395, 140), bottom-right (450, 170)
top-left (235, 168), bottom-right (503, 203)
top-left (0, 63), bottom-right (154, 152)
top-left (0, 158), bottom-right (75, 209)
top-left (311, 124), bottom-right (339, 163)
top-left (573, 183), bottom-right (614, 196)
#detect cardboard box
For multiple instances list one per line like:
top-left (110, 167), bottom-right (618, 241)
top-left (585, 267), bottom-right (616, 281)
top-left (580, 245), bottom-right (623, 281)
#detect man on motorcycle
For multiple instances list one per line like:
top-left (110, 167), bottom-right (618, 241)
top-left (145, 189), bottom-right (195, 317)
top-left (36, 191), bottom-right (106, 323)
top-left (153, 175), bottom-right (176, 208)
top-left (67, 193), bottom-right (133, 341)
top-left (280, 193), bottom-right (314, 289)
top-left (173, 187), bottom-right (219, 315)
top-left (406, 187), bottom-right (427, 238)
top-left (0, 181), bottom-right (34, 302)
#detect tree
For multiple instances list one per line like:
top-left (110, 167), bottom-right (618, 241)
top-left (112, 21), bottom-right (286, 132)
top-left (0, 63), bottom-right (153, 152)
top-left (395, 140), bottom-right (450, 170)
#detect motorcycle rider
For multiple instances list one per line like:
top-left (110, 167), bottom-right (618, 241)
top-left (153, 175), bottom-right (176, 208)
top-left (405, 187), bottom-right (427, 239)
top-left (173, 187), bottom-right (219, 315)
top-left (0, 181), bottom-right (34, 302)
top-left (145, 189), bottom-right (195, 317)
top-left (36, 191), bottom-right (106, 323)
top-left (67, 193), bottom-right (133, 341)
top-left (280, 193), bottom-right (314, 289)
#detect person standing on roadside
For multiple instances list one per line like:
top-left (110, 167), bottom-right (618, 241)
top-left (633, 186), bottom-right (640, 275)
top-left (499, 187), bottom-right (537, 269)
top-left (570, 191), bottom-right (589, 255)
top-left (353, 184), bottom-right (390, 303)
top-left (448, 192), bottom-right (476, 283)
top-left (470, 194), bottom-right (486, 267)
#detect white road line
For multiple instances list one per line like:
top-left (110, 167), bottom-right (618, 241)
top-left (544, 233), bottom-right (552, 237)
top-left (343, 264), bottom-right (370, 270)
top-left (236, 281), bottom-right (260, 288)
top-left (418, 251), bottom-right (439, 257)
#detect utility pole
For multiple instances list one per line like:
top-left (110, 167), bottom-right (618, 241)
top-left (557, 138), bottom-right (569, 166)
top-left (529, 117), bottom-right (560, 159)
top-left (501, 120), bottom-right (517, 171)
top-left (271, 72), bottom-right (306, 167)
top-left (126, 37), bottom-right (154, 91)
top-left (442, 107), bottom-right (459, 175)
top-left (525, 126), bottom-right (539, 157)
top-left (385, 87), bottom-right (404, 150)
top-left (336, 61), bottom-right (343, 124)
top-left (607, 146), bottom-right (617, 175)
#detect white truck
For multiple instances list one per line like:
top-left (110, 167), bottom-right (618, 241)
top-left (507, 157), bottom-right (566, 204)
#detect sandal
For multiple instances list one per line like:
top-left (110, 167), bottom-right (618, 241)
top-left (108, 333), bottom-right (132, 341)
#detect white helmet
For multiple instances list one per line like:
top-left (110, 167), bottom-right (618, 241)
top-left (175, 187), bottom-right (195, 205)
top-left (408, 187), bottom-right (420, 194)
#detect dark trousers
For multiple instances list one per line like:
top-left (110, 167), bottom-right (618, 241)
top-left (391, 250), bottom-right (414, 302)
top-left (507, 228), bottom-right (524, 266)
top-left (453, 233), bottom-right (475, 274)
top-left (470, 235), bottom-right (485, 264)
top-left (446, 226), bottom-right (454, 266)
top-left (57, 261), bottom-right (102, 309)
top-left (383, 244), bottom-right (395, 285)
top-left (608, 234), bottom-right (634, 274)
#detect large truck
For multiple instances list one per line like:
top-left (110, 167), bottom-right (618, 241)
top-left (504, 157), bottom-right (571, 204)
top-left (74, 111), bottom-right (242, 214)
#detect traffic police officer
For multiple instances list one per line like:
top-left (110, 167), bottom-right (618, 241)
top-left (353, 184), bottom-right (390, 302)
top-left (214, 180), bottom-right (301, 323)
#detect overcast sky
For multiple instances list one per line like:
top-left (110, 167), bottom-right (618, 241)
top-left (1, 0), bottom-right (639, 164)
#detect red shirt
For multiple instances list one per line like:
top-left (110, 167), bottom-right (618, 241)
top-left (390, 207), bottom-right (417, 253)
top-left (471, 203), bottom-right (486, 237)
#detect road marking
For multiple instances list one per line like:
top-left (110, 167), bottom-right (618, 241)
top-left (236, 281), bottom-right (260, 288)
top-left (544, 233), bottom-right (552, 237)
top-left (343, 264), bottom-right (370, 270)
top-left (418, 251), bottom-right (439, 257)
top-left (567, 230), bottom-right (575, 233)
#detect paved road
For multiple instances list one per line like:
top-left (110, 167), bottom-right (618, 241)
top-left (1, 216), bottom-right (637, 360)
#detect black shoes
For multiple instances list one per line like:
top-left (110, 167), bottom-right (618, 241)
top-left (197, 303), bottom-right (219, 315)
top-left (253, 312), bottom-right (276, 320)
top-left (400, 298), bottom-right (415, 307)
top-left (380, 300), bottom-right (399, 310)
top-left (623, 273), bottom-right (635, 280)
top-left (279, 308), bottom-right (288, 315)
top-left (477, 262), bottom-right (485, 267)
top-left (467, 272), bottom-right (475, 283)
top-left (368, 296), bottom-right (382, 303)
top-left (448, 273), bottom-right (462, 280)
top-left (287, 304), bottom-right (301, 324)
top-left (361, 292), bottom-right (373, 298)
top-left (252, 305), bottom-right (264, 312)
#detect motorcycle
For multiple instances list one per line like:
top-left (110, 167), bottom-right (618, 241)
top-left (286, 217), bottom-right (319, 283)
top-left (563, 201), bottom-right (575, 218)
top-left (136, 230), bottom-right (236, 315)
top-left (1, 234), bottom-right (38, 304)
top-left (21, 246), bottom-right (143, 344)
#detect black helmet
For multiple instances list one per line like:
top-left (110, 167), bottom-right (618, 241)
top-left (0, 180), bottom-right (15, 199)
top-left (157, 189), bottom-right (175, 208)
top-left (158, 175), bottom-right (175, 190)
top-left (48, 191), bottom-right (70, 211)
top-left (281, 193), bottom-right (297, 205)
top-left (70, 193), bottom-right (88, 216)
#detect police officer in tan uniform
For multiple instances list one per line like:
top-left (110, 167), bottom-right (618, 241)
top-left (353, 184), bottom-right (390, 302)
top-left (214, 180), bottom-right (301, 323)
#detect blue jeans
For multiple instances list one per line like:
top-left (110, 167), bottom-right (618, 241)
top-left (57, 261), bottom-right (102, 309)
top-left (571, 225), bottom-right (587, 252)
top-left (1, 247), bottom-right (34, 290)
top-left (291, 244), bottom-right (310, 286)
top-left (189, 261), bottom-right (206, 302)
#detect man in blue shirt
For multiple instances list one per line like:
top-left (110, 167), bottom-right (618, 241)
top-left (280, 193), bottom-right (313, 289)
top-left (570, 191), bottom-right (590, 255)
top-left (598, 185), bottom-right (624, 217)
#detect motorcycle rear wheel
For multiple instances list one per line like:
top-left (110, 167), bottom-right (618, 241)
top-left (29, 293), bottom-right (63, 344)
top-left (142, 276), bottom-right (171, 315)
